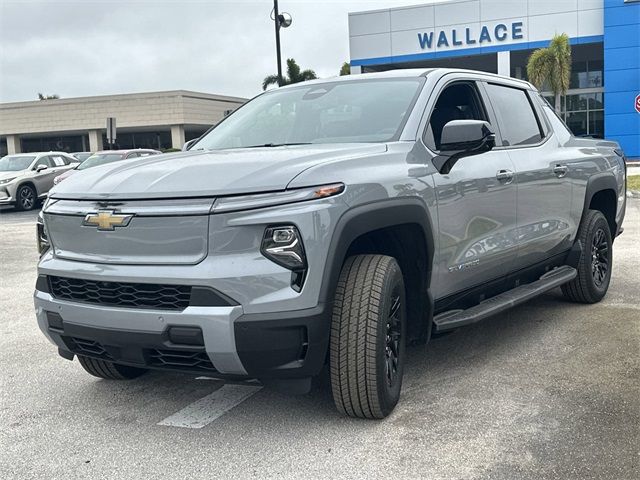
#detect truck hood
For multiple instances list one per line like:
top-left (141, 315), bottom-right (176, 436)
top-left (49, 144), bottom-right (387, 200)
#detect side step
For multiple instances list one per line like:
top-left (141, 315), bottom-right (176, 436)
top-left (433, 266), bottom-right (577, 332)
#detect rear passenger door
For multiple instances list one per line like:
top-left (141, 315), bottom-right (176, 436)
top-left (427, 78), bottom-right (518, 300)
top-left (483, 83), bottom-right (574, 271)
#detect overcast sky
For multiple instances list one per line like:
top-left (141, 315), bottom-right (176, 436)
top-left (0, 0), bottom-right (445, 103)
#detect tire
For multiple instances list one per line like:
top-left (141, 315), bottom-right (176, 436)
top-left (15, 184), bottom-right (36, 211)
top-left (330, 254), bottom-right (407, 419)
top-left (562, 209), bottom-right (613, 304)
top-left (77, 355), bottom-right (148, 380)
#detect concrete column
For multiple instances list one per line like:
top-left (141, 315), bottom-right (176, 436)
top-left (171, 125), bottom-right (185, 149)
top-left (497, 51), bottom-right (511, 77)
top-left (88, 129), bottom-right (103, 152)
top-left (6, 135), bottom-right (21, 154)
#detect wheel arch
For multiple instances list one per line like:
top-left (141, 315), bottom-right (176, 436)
top-left (582, 173), bottom-right (618, 237)
top-left (320, 198), bottom-right (435, 343)
top-left (15, 180), bottom-right (38, 206)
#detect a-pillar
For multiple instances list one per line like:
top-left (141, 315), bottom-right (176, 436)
top-left (88, 129), bottom-right (103, 152)
top-left (6, 135), bottom-right (21, 154)
top-left (171, 125), bottom-right (185, 149)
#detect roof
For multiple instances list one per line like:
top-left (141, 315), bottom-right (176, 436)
top-left (277, 68), bottom-right (534, 90)
top-left (93, 149), bottom-right (160, 154)
top-left (4, 151), bottom-right (69, 157)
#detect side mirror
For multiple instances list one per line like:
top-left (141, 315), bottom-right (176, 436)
top-left (36, 164), bottom-right (48, 172)
top-left (182, 139), bottom-right (198, 151)
top-left (433, 120), bottom-right (496, 174)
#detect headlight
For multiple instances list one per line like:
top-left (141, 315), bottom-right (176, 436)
top-left (36, 211), bottom-right (50, 256)
top-left (53, 176), bottom-right (61, 185)
top-left (261, 225), bottom-right (307, 291)
top-left (212, 183), bottom-right (344, 214)
top-left (0, 177), bottom-right (16, 185)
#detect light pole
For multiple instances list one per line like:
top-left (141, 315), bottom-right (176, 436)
top-left (272, 0), bottom-right (292, 87)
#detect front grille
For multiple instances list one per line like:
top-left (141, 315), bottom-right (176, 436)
top-left (49, 276), bottom-right (191, 310)
top-left (148, 349), bottom-right (216, 372)
top-left (67, 337), bottom-right (113, 360)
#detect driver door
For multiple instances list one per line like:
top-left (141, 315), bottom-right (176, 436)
top-left (32, 155), bottom-right (57, 195)
top-left (427, 79), bottom-right (518, 302)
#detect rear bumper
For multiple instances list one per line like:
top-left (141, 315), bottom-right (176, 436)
top-left (34, 280), bottom-right (330, 381)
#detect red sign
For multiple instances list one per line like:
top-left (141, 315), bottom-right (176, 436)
top-left (636, 93), bottom-right (640, 114)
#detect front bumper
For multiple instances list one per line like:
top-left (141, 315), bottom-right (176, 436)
top-left (34, 280), bottom-right (330, 381)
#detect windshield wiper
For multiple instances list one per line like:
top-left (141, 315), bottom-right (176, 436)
top-left (242, 142), bottom-right (313, 148)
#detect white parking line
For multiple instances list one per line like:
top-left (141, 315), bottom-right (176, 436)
top-left (158, 384), bottom-right (263, 429)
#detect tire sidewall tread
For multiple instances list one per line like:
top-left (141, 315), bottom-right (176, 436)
top-left (330, 254), bottom-right (406, 419)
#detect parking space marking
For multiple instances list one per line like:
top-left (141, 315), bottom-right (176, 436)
top-left (158, 384), bottom-right (262, 428)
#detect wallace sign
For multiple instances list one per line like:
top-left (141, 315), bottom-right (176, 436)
top-left (418, 21), bottom-right (524, 50)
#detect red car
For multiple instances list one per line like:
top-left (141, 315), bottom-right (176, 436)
top-left (53, 149), bottom-right (161, 185)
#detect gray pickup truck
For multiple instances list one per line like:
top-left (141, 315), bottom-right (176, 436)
top-left (34, 69), bottom-right (627, 419)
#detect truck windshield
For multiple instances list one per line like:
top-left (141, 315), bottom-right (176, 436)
top-left (193, 78), bottom-right (425, 150)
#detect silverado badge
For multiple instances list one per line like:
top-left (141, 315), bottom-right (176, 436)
top-left (82, 210), bottom-right (133, 231)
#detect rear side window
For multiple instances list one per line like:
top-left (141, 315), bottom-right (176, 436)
top-left (485, 84), bottom-right (543, 147)
top-left (51, 155), bottom-right (67, 166)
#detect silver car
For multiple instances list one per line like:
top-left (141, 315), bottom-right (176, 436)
top-left (0, 152), bottom-right (78, 210)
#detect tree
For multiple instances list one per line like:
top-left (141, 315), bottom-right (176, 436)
top-left (527, 33), bottom-right (571, 112)
top-left (340, 62), bottom-right (350, 76)
top-left (262, 58), bottom-right (317, 90)
top-left (38, 93), bottom-right (60, 100)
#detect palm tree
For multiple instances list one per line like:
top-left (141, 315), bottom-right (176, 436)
top-left (527, 33), bottom-right (571, 112)
top-left (339, 62), bottom-right (350, 76)
top-left (262, 58), bottom-right (317, 90)
top-left (38, 93), bottom-right (60, 100)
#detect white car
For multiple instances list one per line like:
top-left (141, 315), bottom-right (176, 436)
top-left (0, 152), bottom-right (79, 210)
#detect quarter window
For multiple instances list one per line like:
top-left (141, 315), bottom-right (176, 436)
top-left (485, 84), bottom-right (543, 147)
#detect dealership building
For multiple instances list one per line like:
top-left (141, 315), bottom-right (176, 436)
top-left (349, 0), bottom-right (640, 159)
top-left (0, 90), bottom-right (246, 156)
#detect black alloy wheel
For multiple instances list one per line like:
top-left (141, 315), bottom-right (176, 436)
top-left (17, 184), bottom-right (36, 211)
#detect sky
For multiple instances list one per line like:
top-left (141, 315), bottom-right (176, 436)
top-left (0, 0), bottom-right (444, 103)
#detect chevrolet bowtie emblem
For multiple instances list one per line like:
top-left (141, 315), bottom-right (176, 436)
top-left (82, 210), bottom-right (133, 231)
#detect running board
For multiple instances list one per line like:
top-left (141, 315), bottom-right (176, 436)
top-left (433, 266), bottom-right (577, 332)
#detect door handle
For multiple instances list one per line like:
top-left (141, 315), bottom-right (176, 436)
top-left (553, 164), bottom-right (569, 178)
top-left (496, 169), bottom-right (514, 183)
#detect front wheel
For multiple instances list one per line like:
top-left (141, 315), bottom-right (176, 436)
top-left (15, 184), bottom-right (36, 211)
top-left (77, 356), bottom-right (148, 380)
top-left (562, 209), bottom-right (613, 303)
top-left (330, 254), bottom-right (406, 419)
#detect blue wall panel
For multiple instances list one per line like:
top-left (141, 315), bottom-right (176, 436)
top-left (604, 0), bottom-right (640, 159)
top-left (604, 46), bottom-right (640, 71)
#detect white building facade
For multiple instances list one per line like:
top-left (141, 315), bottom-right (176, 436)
top-left (0, 90), bottom-right (246, 155)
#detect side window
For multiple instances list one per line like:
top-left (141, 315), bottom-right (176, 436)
top-left (51, 155), bottom-right (67, 167)
top-left (485, 83), bottom-right (543, 147)
top-left (424, 82), bottom-right (488, 151)
top-left (35, 156), bottom-right (53, 169)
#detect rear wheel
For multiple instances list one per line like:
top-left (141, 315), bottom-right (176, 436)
top-left (562, 209), bottom-right (613, 303)
top-left (330, 254), bottom-right (406, 419)
top-left (77, 356), bottom-right (148, 380)
top-left (15, 184), bottom-right (36, 211)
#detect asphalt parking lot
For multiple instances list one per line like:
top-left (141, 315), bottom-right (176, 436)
top-left (1, 201), bottom-right (638, 480)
